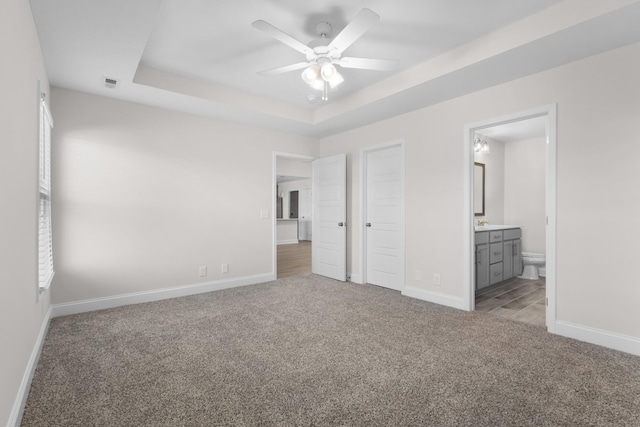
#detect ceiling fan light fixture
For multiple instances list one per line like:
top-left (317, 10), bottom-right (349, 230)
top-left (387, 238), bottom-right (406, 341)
top-left (321, 63), bottom-right (344, 88)
top-left (251, 8), bottom-right (395, 101)
top-left (320, 63), bottom-right (337, 79)
top-left (309, 78), bottom-right (325, 91)
top-left (301, 65), bottom-right (320, 85)
top-left (302, 62), bottom-right (344, 93)
top-left (302, 63), bottom-right (342, 92)
top-left (327, 72), bottom-right (344, 89)
top-left (255, 8), bottom-right (392, 103)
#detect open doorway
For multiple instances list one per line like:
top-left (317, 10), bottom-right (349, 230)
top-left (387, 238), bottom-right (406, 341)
top-left (464, 105), bottom-right (557, 332)
top-left (473, 118), bottom-right (547, 327)
top-left (273, 153), bottom-right (313, 279)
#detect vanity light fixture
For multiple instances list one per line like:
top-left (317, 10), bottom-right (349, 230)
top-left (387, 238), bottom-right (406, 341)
top-left (474, 137), bottom-right (490, 153)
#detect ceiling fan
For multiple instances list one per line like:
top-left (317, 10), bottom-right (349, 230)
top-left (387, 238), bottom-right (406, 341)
top-left (252, 8), bottom-right (397, 101)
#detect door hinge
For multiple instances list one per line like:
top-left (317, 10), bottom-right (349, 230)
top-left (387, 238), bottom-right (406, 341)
top-left (545, 297), bottom-right (548, 306)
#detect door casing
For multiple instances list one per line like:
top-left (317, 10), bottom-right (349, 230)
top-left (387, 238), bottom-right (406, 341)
top-left (463, 104), bottom-right (557, 332)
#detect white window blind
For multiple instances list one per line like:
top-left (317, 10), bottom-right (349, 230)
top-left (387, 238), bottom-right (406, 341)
top-left (38, 94), bottom-right (54, 290)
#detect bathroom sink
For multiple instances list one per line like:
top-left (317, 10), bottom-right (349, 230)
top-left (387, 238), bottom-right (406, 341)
top-left (474, 224), bottom-right (521, 231)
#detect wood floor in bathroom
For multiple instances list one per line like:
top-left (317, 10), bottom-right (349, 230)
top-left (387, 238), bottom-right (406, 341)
top-left (475, 277), bottom-right (546, 328)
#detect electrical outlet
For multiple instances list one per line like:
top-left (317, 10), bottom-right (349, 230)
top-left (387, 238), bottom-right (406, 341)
top-left (221, 263), bottom-right (229, 274)
top-left (433, 273), bottom-right (441, 286)
top-left (199, 266), bottom-right (207, 277)
top-left (415, 270), bottom-right (422, 281)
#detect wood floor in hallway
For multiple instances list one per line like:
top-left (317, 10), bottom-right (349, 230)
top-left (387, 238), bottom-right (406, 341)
top-left (277, 241), bottom-right (311, 278)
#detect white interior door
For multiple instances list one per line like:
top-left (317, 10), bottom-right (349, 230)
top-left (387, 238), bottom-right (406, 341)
top-left (365, 145), bottom-right (404, 290)
top-left (312, 154), bottom-right (347, 281)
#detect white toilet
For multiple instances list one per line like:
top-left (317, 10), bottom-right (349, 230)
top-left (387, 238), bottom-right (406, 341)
top-left (520, 252), bottom-right (545, 280)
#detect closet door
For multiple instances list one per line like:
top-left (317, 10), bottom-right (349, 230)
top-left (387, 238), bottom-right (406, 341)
top-left (364, 144), bottom-right (404, 291)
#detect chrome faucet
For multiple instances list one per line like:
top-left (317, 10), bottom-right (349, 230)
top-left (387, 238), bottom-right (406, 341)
top-left (478, 219), bottom-right (489, 226)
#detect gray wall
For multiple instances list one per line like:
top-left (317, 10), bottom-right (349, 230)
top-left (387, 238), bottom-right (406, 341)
top-left (504, 137), bottom-right (546, 254)
top-left (0, 0), bottom-right (52, 424)
top-left (50, 88), bottom-right (317, 304)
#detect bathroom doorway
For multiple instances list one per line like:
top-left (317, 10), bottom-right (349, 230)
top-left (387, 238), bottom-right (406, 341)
top-left (464, 105), bottom-right (557, 332)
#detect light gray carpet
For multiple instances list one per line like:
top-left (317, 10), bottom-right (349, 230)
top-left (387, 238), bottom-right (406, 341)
top-left (21, 275), bottom-right (640, 426)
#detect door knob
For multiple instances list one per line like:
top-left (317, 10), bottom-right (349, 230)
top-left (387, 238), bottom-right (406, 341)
top-left (338, 222), bottom-right (344, 227)
top-left (366, 223), bottom-right (372, 227)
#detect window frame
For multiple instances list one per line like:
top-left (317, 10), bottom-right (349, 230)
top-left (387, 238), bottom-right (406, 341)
top-left (38, 91), bottom-right (54, 294)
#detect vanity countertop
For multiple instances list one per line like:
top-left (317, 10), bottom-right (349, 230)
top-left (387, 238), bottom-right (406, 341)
top-left (474, 224), bottom-right (521, 232)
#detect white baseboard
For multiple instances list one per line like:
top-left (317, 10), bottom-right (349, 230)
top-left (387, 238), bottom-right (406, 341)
top-left (347, 273), bottom-right (363, 284)
top-left (51, 273), bottom-right (275, 318)
top-left (277, 240), bottom-right (298, 245)
top-left (554, 320), bottom-right (640, 357)
top-left (8, 306), bottom-right (52, 427)
top-left (402, 286), bottom-right (466, 310)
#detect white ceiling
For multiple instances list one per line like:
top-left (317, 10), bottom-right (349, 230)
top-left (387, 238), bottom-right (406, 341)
top-left (30, 0), bottom-right (640, 138)
top-left (479, 117), bottom-right (547, 144)
top-left (277, 175), bottom-right (309, 184)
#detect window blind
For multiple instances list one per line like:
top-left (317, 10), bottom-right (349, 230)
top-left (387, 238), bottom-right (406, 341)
top-left (38, 95), bottom-right (54, 290)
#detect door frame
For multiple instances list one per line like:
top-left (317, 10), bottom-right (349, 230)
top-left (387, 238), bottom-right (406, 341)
top-left (272, 152), bottom-right (314, 278)
top-left (359, 139), bottom-right (406, 289)
top-left (462, 104), bottom-right (557, 332)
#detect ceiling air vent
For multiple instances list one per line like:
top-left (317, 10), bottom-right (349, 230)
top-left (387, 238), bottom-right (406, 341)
top-left (103, 76), bottom-right (120, 89)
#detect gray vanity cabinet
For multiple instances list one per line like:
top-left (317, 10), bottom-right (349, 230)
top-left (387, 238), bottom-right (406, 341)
top-left (504, 240), bottom-right (514, 278)
top-left (503, 228), bottom-right (523, 280)
top-left (513, 240), bottom-right (523, 276)
top-left (504, 239), bottom-right (523, 278)
top-left (475, 227), bottom-right (522, 291)
top-left (490, 262), bottom-right (503, 285)
top-left (489, 231), bottom-right (504, 285)
top-left (475, 232), bottom-right (490, 290)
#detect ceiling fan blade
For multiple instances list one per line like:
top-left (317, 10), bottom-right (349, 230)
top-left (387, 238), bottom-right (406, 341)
top-left (337, 57), bottom-right (397, 71)
top-left (252, 20), bottom-right (313, 56)
top-left (328, 8), bottom-right (379, 55)
top-left (257, 62), bottom-right (310, 77)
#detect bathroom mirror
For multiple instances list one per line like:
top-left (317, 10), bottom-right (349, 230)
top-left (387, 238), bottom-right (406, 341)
top-left (474, 162), bottom-right (485, 216)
